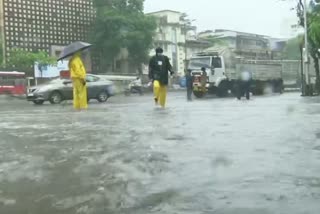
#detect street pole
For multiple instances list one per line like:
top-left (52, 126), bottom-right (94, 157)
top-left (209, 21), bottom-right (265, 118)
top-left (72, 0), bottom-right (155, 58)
top-left (184, 23), bottom-right (188, 73)
top-left (304, 0), bottom-right (311, 95)
top-left (183, 19), bottom-right (195, 74)
top-left (300, 44), bottom-right (305, 95)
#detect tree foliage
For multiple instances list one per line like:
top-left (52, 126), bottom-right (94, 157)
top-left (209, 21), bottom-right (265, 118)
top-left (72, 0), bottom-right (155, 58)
top-left (283, 35), bottom-right (304, 60)
top-left (92, 0), bottom-right (156, 73)
top-left (308, 5), bottom-right (320, 48)
top-left (306, 2), bottom-right (320, 93)
top-left (286, 0), bottom-right (320, 93)
top-left (7, 49), bottom-right (57, 76)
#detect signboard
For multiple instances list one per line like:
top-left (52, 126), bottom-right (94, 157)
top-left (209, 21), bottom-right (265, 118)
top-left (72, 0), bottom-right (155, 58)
top-left (34, 60), bottom-right (69, 78)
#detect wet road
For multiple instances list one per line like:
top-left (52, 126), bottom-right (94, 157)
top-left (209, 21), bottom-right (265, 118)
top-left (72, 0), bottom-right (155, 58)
top-left (0, 92), bottom-right (320, 214)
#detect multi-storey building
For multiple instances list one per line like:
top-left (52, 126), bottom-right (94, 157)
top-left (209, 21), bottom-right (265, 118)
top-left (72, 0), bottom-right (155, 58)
top-left (147, 10), bottom-right (209, 75)
top-left (0, 0), bottom-right (95, 70)
top-left (198, 29), bottom-right (272, 60)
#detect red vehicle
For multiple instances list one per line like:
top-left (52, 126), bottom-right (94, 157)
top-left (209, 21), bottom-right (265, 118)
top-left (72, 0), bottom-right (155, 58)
top-left (60, 70), bottom-right (70, 79)
top-left (0, 71), bottom-right (26, 95)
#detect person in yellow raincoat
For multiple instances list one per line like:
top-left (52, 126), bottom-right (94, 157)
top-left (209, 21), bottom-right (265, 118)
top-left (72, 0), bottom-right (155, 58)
top-left (148, 47), bottom-right (173, 108)
top-left (69, 52), bottom-right (88, 110)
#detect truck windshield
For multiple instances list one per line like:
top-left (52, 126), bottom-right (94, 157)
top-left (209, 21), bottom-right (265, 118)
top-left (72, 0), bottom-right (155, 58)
top-left (189, 57), bottom-right (211, 70)
top-left (212, 57), bottom-right (222, 68)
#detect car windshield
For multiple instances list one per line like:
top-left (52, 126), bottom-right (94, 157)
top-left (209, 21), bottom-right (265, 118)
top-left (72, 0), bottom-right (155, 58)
top-left (189, 57), bottom-right (211, 70)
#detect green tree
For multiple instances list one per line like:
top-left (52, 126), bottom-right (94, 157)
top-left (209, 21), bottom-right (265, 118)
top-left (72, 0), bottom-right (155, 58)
top-left (125, 13), bottom-right (156, 74)
top-left (92, 0), bottom-right (156, 73)
top-left (288, 0), bottom-right (320, 94)
top-left (7, 49), bottom-right (56, 77)
top-left (283, 35), bottom-right (304, 60)
top-left (306, 2), bottom-right (320, 94)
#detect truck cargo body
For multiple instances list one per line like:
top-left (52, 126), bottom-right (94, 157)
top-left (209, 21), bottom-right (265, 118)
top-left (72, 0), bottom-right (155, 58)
top-left (189, 48), bottom-right (284, 98)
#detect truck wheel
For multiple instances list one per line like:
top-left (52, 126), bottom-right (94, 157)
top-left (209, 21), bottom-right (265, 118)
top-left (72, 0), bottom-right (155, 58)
top-left (193, 91), bottom-right (205, 98)
top-left (252, 89), bottom-right (259, 95)
top-left (264, 83), bottom-right (274, 95)
top-left (217, 81), bottom-right (229, 97)
top-left (276, 80), bottom-right (284, 94)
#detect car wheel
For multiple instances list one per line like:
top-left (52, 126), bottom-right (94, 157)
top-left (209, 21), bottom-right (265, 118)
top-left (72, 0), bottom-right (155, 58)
top-left (97, 91), bottom-right (109, 103)
top-left (49, 91), bottom-right (63, 104)
top-left (33, 100), bottom-right (44, 105)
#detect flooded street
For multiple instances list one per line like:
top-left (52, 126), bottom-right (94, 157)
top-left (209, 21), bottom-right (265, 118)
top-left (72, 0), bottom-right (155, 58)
top-left (1, 92), bottom-right (320, 214)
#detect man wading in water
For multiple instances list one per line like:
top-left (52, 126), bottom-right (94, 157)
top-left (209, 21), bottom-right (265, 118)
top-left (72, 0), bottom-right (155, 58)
top-left (148, 47), bottom-right (174, 108)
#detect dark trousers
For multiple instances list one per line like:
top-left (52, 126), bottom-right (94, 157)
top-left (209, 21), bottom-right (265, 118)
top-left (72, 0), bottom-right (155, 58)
top-left (237, 81), bottom-right (251, 100)
top-left (187, 87), bottom-right (192, 101)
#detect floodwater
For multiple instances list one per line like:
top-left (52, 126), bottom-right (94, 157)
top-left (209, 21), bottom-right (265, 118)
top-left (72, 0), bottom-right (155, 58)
top-left (0, 92), bottom-right (320, 214)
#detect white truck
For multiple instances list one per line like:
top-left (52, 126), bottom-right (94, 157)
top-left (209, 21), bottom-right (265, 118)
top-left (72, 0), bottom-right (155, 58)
top-left (188, 47), bottom-right (284, 98)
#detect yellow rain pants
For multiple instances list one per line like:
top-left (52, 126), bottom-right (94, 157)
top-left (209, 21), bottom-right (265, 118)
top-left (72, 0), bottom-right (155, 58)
top-left (153, 80), bottom-right (167, 108)
top-left (72, 78), bottom-right (88, 110)
top-left (69, 53), bottom-right (88, 110)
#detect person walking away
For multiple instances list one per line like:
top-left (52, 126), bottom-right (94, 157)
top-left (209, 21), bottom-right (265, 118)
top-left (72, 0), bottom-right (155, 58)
top-left (186, 69), bottom-right (193, 101)
top-left (201, 67), bottom-right (208, 93)
top-left (69, 51), bottom-right (88, 110)
top-left (149, 47), bottom-right (174, 108)
top-left (237, 70), bottom-right (252, 100)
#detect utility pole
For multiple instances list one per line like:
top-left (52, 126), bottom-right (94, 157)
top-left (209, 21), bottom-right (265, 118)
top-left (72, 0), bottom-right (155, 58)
top-left (184, 23), bottom-right (188, 73)
top-left (303, 0), bottom-right (312, 96)
top-left (300, 43), bottom-right (305, 95)
top-left (183, 19), bottom-right (195, 73)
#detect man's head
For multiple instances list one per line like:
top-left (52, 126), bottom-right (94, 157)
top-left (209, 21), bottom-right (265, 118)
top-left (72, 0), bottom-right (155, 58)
top-left (201, 67), bottom-right (206, 72)
top-left (155, 47), bottom-right (164, 56)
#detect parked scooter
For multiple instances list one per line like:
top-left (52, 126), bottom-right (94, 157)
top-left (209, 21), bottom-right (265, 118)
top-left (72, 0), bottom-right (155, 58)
top-left (125, 77), bottom-right (144, 96)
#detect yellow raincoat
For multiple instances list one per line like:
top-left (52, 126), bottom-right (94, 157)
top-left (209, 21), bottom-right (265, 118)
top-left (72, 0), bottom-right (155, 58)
top-left (69, 52), bottom-right (88, 110)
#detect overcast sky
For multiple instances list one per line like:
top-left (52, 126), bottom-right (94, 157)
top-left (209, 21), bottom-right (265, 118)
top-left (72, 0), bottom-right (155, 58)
top-left (144, 0), bottom-right (299, 38)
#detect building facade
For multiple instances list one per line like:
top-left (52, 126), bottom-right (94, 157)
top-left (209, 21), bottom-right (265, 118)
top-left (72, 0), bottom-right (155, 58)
top-left (198, 29), bottom-right (272, 60)
top-left (147, 10), bottom-right (208, 75)
top-left (186, 39), bottom-right (211, 61)
top-left (0, 0), bottom-right (95, 71)
top-left (147, 10), bottom-right (186, 74)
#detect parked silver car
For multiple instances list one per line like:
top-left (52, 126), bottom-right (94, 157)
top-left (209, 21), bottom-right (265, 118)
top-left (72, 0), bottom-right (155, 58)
top-left (27, 74), bottom-right (114, 105)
